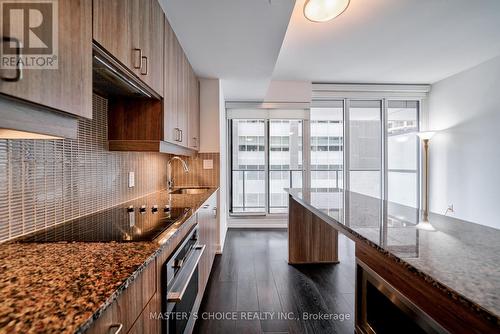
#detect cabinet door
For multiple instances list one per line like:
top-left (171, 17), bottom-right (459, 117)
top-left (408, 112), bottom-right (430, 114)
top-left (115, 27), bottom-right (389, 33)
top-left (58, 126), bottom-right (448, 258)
top-left (177, 47), bottom-right (189, 147)
top-left (198, 192), bottom-right (218, 294)
top-left (188, 69), bottom-right (200, 150)
top-left (135, 0), bottom-right (164, 96)
top-left (86, 262), bottom-right (156, 334)
top-left (198, 205), bottom-right (211, 293)
top-left (93, 0), bottom-right (137, 73)
top-left (128, 293), bottom-right (161, 334)
top-left (163, 18), bottom-right (178, 143)
top-left (0, 0), bottom-right (92, 118)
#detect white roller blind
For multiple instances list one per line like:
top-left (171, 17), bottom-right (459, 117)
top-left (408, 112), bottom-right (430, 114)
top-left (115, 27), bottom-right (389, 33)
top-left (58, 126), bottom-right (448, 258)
top-left (312, 83), bottom-right (430, 100)
top-left (226, 102), bottom-right (310, 119)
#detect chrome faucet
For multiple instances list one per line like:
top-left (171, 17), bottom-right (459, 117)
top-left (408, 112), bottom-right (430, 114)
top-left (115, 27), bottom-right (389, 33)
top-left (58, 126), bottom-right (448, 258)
top-left (167, 156), bottom-right (189, 190)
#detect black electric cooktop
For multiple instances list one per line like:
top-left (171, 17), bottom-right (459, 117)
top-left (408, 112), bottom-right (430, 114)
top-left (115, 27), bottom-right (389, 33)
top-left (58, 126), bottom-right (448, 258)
top-left (19, 192), bottom-right (191, 243)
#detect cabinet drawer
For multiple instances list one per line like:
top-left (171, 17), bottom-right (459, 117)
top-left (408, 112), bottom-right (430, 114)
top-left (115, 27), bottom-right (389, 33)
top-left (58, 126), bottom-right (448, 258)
top-left (86, 261), bottom-right (156, 334)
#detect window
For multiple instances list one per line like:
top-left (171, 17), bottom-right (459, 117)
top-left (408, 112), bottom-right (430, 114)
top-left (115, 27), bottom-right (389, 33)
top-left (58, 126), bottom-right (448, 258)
top-left (269, 120), bottom-right (303, 213)
top-left (387, 101), bottom-right (419, 208)
top-left (310, 102), bottom-right (344, 190)
top-left (228, 98), bottom-right (421, 216)
top-left (231, 120), bottom-right (266, 213)
top-left (349, 100), bottom-right (382, 199)
top-left (229, 118), bottom-right (304, 215)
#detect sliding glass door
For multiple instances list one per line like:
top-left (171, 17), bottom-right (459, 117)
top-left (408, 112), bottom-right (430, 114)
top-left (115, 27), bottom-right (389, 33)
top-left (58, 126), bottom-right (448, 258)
top-left (269, 120), bottom-right (303, 213)
top-left (310, 102), bottom-right (344, 190)
top-left (387, 101), bottom-right (419, 207)
top-left (231, 119), bottom-right (266, 213)
top-left (229, 117), bottom-right (304, 215)
top-left (348, 100), bottom-right (382, 199)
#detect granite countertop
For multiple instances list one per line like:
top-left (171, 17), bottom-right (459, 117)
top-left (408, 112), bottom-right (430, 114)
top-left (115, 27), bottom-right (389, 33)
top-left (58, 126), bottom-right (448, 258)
top-left (286, 187), bottom-right (500, 325)
top-left (0, 187), bottom-right (218, 334)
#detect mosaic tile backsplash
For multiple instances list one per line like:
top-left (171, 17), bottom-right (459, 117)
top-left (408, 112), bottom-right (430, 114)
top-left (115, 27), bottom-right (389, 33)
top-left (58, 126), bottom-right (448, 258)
top-left (0, 95), bottom-right (171, 243)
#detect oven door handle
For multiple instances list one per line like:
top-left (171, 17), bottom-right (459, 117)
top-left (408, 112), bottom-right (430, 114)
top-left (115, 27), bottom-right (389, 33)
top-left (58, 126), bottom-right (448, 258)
top-left (167, 244), bottom-right (205, 303)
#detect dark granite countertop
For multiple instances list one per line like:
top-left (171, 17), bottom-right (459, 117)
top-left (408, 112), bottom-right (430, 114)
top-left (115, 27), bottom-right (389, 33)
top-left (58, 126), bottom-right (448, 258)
top-left (0, 187), bottom-right (218, 334)
top-left (286, 187), bottom-right (500, 325)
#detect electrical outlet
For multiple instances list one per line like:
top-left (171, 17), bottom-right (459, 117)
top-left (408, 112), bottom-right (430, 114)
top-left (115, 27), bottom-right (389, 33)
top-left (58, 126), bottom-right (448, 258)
top-left (128, 172), bottom-right (135, 188)
top-left (203, 159), bottom-right (213, 170)
top-left (445, 204), bottom-right (454, 216)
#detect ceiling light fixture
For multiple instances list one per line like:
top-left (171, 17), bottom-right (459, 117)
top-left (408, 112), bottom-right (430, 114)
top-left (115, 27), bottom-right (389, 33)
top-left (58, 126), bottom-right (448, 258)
top-left (304, 0), bottom-right (350, 23)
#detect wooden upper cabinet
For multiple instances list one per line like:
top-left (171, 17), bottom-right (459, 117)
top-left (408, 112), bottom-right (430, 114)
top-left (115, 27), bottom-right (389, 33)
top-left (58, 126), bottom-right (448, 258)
top-left (164, 18), bottom-right (178, 144)
top-left (0, 0), bottom-right (92, 119)
top-left (108, 4), bottom-right (200, 154)
top-left (93, 0), bottom-right (163, 97)
top-left (163, 17), bottom-right (200, 149)
top-left (134, 0), bottom-right (164, 95)
top-left (188, 69), bottom-right (200, 150)
top-left (93, 0), bottom-right (134, 70)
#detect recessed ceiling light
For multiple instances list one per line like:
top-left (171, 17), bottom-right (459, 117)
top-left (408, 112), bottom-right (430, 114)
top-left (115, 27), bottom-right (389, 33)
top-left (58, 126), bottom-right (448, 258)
top-left (304, 0), bottom-right (350, 23)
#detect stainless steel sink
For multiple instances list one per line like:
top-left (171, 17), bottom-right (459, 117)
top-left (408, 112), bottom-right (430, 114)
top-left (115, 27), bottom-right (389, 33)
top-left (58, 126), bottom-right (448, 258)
top-left (169, 187), bottom-right (211, 195)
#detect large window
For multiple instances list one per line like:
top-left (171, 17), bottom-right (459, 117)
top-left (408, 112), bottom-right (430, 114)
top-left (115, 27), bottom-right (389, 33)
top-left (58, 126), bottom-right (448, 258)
top-left (228, 98), bottom-right (421, 216)
top-left (311, 99), bottom-right (420, 209)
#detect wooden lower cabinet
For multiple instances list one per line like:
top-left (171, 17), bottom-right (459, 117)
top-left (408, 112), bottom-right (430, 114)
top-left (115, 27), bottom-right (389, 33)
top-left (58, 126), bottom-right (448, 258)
top-left (86, 262), bottom-right (156, 334)
top-left (197, 192), bottom-right (218, 294)
top-left (85, 191), bottom-right (219, 334)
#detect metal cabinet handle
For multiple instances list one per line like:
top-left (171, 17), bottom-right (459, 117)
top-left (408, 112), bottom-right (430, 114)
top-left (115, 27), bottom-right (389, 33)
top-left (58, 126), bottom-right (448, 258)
top-left (192, 137), bottom-right (198, 148)
top-left (108, 323), bottom-right (123, 334)
top-left (174, 128), bottom-right (181, 142)
top-left (167, 245), bottom-right (205, 303)
top-left (179, 129), bottom-right (183, 142)
top-left (1, 36), bottom-right (23, 82)
top-left (140, 56), bottom-right (148, 75)
top-left (202, 204), bottom-right (210, 209)
top-left (132, 48), bottom-right (142, 69)
top-left (213, 207), bottom-right (217, 218)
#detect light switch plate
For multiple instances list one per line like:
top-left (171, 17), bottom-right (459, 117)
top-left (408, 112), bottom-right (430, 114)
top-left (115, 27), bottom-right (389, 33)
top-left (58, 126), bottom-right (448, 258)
top-left (203, 159), bottom-right (213, 170)
top-left (128, 172), bottom-right (135, 188)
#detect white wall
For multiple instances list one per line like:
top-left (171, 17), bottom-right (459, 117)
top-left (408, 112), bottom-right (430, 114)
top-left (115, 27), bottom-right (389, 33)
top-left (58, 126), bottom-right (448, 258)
top-left (199, 78), bottom-right (228, 251)
top-left (199, 79), bottom-right (221, 153)
top-left (218, 81), bottom-right (228, 252)
top-left (264, 80), bottom-right (312, 102)
top-left (428, 55), bottom-right (500, 229)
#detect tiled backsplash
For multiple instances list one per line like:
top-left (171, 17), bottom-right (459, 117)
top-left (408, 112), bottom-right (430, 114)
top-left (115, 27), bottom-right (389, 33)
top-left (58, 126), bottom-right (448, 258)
top-left (170, 153), bottom-right (220, 188)
top-left (0, 94), bottom-right (220, 243)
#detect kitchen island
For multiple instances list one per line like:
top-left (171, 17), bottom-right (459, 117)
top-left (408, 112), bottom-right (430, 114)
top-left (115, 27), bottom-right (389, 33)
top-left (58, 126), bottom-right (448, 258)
top-left (286, 188), bottom-right (500, 334)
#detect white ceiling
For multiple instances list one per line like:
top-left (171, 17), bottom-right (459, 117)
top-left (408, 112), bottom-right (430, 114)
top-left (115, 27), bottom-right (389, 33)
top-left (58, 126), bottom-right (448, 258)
top-left (273, 0), bottom-right (500, 84)
top-left (162, 0), bottom-right (295, 101)
top-left (163, 0), bottom-right (500, 100)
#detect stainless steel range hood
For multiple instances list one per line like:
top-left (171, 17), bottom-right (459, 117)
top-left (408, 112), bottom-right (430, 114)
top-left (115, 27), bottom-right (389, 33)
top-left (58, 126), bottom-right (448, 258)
top-left (92, 43), bottom-right (160, 99)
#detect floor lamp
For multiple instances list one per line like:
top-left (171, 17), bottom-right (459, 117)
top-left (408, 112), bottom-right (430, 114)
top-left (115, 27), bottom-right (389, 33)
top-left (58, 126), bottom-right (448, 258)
top-left (416, 131), bottom-right (436, 231)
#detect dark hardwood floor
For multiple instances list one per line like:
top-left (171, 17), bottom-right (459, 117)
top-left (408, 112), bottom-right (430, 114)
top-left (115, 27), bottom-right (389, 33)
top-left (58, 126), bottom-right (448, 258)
top-left (193, 228), bottom-right (356, 334)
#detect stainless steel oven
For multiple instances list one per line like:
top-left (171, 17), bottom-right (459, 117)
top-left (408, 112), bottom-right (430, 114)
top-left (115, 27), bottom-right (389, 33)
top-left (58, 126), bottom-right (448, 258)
top-left (356, 260), bottom-right (446, 334)
top-left (163, 225), bottom-right (205, 334)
